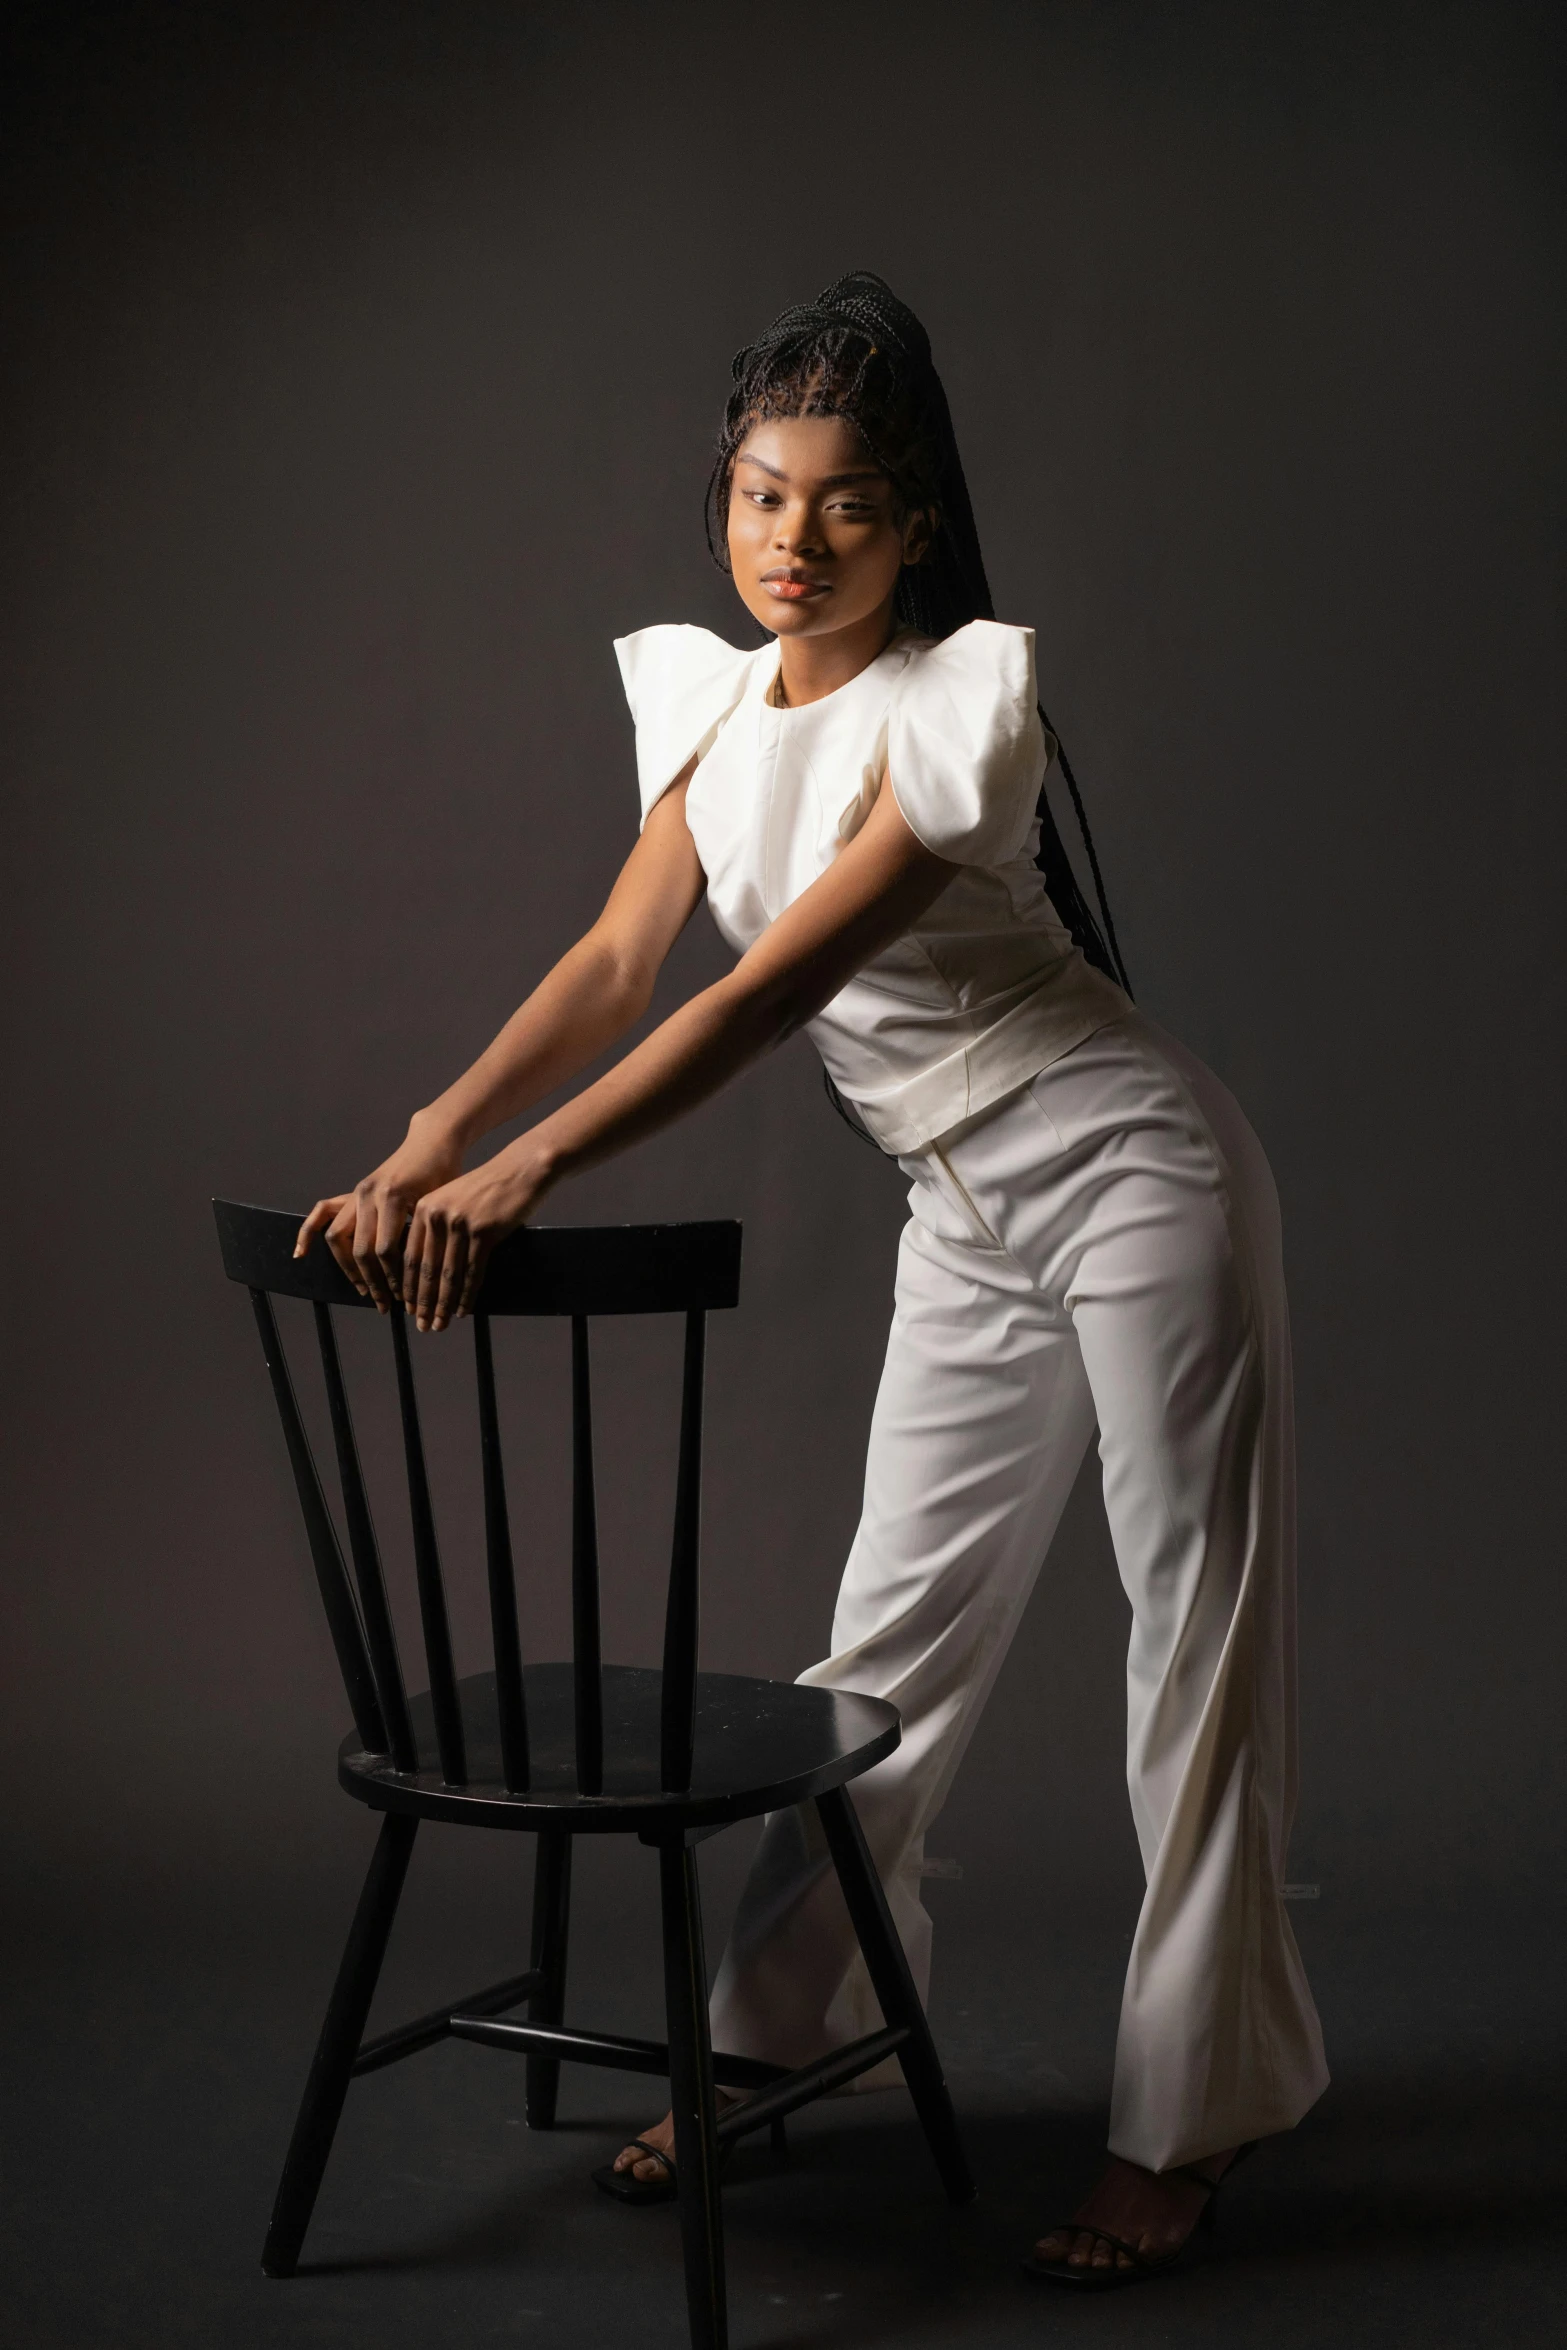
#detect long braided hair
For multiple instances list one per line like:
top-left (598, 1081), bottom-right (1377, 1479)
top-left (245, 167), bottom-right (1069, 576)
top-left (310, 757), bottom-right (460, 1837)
top-left (708, 270), bottom-right (1133, 1138)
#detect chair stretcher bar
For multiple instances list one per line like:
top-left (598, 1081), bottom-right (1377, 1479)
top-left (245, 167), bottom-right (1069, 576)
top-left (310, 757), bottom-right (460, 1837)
top-left (445, 2011), bottom-right (911, 2125)
top-left (352, 1967), bottom-right (545, 2076)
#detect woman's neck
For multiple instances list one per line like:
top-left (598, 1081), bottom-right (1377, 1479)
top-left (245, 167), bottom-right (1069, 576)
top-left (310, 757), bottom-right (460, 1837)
top-left (773, 601), bottom-right (900, 708)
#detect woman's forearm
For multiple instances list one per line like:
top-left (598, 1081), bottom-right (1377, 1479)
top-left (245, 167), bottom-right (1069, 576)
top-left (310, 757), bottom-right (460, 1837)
top-left (388, 782), bottom-right (953, 1332)
top-left (297, 778), bottom-right (708, 1311)
top-left (501, 785), bottom-right (953, 1195)
top-left (416, 930), bottom-right (654, 1153)
top-left (522, 966), bottom-right (792, 1186)
top-left (379, 966), bottom-right (786, 1331)
top-left (413, 780), bottom-right (705, 1156)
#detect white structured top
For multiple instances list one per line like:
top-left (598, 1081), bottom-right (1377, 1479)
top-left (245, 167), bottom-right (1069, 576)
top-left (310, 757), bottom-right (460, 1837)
top-left (614, 619), bottom-right (1128, 1154)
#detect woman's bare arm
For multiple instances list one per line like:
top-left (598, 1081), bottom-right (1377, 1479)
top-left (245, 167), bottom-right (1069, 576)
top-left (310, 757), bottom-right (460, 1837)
top-left (398, 776), bottom-right (956, 1329)
top-left (296, 770), bottom-right (705, 1305)
top-left (417, 775), bottom-right (707, 1142)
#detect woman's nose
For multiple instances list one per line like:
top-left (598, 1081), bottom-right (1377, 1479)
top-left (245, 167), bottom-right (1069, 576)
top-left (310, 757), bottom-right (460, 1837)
top-left (774, 504), bottom-right (824, 555)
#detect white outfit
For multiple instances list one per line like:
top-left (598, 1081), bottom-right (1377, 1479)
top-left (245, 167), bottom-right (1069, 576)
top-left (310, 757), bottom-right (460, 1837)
top-left (615, 621), bottom-right (1128, 1153)
top-left (615, 621), bottom-right (1328, 2171)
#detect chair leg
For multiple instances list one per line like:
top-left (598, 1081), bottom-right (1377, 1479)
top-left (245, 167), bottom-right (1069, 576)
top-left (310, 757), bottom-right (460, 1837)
top-left (262, 1811), bottom-right (418, 2277)
top-left (659, 1839), bottom-right (728, 2350)
top-left (525, 1826), bottom-right (572, 2128)
top-left (815, 1786), bottom-right (976, 2207)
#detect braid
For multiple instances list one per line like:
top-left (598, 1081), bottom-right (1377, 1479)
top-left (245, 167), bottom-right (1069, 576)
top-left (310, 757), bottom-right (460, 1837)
top-left (1041, 713), bottom-right (1133, 994)
top-left (709, 272), bottom-right (1132, 1140)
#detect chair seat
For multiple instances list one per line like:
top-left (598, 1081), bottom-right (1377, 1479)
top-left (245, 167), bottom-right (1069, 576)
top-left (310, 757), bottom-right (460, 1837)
top-left (338, 1663), bottom-right (900, 1834)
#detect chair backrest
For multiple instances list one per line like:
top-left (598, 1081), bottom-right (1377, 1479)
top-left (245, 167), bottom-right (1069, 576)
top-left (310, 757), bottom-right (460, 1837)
top-left (214, 1199), bottom-right (742, 1797)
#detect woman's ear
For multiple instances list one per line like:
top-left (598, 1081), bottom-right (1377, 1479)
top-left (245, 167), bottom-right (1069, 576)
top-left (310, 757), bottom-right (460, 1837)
top-left (901, 506), bottom-right (937, 568)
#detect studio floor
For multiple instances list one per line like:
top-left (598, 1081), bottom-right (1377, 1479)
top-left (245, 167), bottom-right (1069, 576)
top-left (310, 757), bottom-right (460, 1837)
top-left (6, 1844), bottom-right (1563, 2350)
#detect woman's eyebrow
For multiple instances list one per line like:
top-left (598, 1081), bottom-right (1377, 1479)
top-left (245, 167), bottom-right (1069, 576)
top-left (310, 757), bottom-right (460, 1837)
top-left (734, 453), bottom-right (885, 489)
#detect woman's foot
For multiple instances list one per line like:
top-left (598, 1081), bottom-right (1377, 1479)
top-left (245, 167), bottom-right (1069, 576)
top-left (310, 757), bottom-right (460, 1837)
top-left (610, 2108), bottom-right (678, 2186)
top-left (609, 2093), bottom-right (745, 2185)
top-left (1031, 2146), bottom-right (1242, 2275)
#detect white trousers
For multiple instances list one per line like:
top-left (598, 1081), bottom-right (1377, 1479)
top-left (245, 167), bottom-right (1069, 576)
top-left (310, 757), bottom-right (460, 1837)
top-left (709, 1015), bottom-right (1329, 2172)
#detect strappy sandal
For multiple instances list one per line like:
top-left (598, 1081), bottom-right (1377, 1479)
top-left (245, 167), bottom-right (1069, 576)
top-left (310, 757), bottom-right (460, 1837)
top-left (592, 2136), bottom-right (682, 2206)
top-left (591, 2116), bottom-right (748, 2208)
top-left (592, 2096), bottom-right (756, 2199)
top-left (1022, 2140), bottom-right (1259, 2291)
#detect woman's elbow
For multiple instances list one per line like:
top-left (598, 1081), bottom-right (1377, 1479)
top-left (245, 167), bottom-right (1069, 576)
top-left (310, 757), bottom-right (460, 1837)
top-left (582, 933), bottom-right (656, 1024)
top-left (725, 969), bottom-right (827, 1050)
top-left (774, 987), bottom-right (826, 1043)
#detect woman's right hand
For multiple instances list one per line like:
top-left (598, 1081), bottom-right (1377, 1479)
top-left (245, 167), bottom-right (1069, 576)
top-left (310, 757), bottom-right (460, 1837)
top-left (294, 1112), bottom-right (464, 1311)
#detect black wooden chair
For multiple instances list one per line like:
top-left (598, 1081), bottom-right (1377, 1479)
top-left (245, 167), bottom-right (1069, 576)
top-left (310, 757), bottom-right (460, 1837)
top-left (214, 1199), bottom-right (974, 2350)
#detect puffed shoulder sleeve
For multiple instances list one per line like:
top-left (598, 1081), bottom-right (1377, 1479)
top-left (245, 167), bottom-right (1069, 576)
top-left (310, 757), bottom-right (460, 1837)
top-left (613, 625), bottom-right (756, 828)
top-left (887, 620), bottom-right (1050, 867)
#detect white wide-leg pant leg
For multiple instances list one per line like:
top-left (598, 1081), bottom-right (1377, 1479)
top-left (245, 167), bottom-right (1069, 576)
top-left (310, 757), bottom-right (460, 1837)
top-left (708, 1171), bottom-right (1099, 2079)
top-left (708, 1016), bottom-right (1329, 2170)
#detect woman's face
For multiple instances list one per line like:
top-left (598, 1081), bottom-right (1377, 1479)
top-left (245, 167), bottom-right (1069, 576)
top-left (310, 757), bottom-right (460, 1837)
top-left (726, 413), bottom-right (928, 642)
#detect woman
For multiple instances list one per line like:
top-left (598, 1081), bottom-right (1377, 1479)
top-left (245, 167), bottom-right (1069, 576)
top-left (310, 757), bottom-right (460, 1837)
top-left (298, 271), bottom-right (1327, 2287)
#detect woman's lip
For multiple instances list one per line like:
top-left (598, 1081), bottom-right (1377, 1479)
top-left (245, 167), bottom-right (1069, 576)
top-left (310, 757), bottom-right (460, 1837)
top-left (763, 577), bottom-right (828, 600)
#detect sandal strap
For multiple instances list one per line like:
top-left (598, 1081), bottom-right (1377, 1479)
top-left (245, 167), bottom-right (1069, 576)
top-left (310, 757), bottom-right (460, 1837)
top-left (1052, 2227), bottom-right (1165, 2265)
top-left (1080, 2226), bottom-right (1148, 2263)
top-left (1041, 2223), bottom-right (1170, 2274)
top-left (1165, 2162), bottom-right (1223, 2194)
top-left (624, 2137), bottom-right (674, 2178)
top-left (1165, 2137), bottom-right (1260, 2196)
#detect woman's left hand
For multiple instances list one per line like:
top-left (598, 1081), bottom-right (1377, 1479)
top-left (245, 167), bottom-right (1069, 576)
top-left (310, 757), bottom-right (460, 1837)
top-left (399, 1137), bottom-right (555, 1333)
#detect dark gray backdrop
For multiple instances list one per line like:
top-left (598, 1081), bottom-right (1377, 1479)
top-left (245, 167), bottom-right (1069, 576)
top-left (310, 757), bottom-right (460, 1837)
top-left (3, 0), bottom-right (1562, 1962)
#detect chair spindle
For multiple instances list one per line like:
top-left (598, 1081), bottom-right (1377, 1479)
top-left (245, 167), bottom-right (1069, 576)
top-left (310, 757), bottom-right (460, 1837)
top-left (570, 1316), bottom-right (604, 1796)
top-left (659, 1310), bottom-right (707, 1792)
top-left (389, 1310), bottom-right (467, 1786)
top-left (313, 1305), bottom-right (418, 1773)
top-left (247, 1289), bottom-right (388, 1755)
top-left (472, 1314), bottom-right (530, 1793)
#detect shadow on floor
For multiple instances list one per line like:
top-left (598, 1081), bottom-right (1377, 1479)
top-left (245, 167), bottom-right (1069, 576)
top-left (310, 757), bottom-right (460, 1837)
top-left (6, 1895), bottom-right (1566, 2349)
